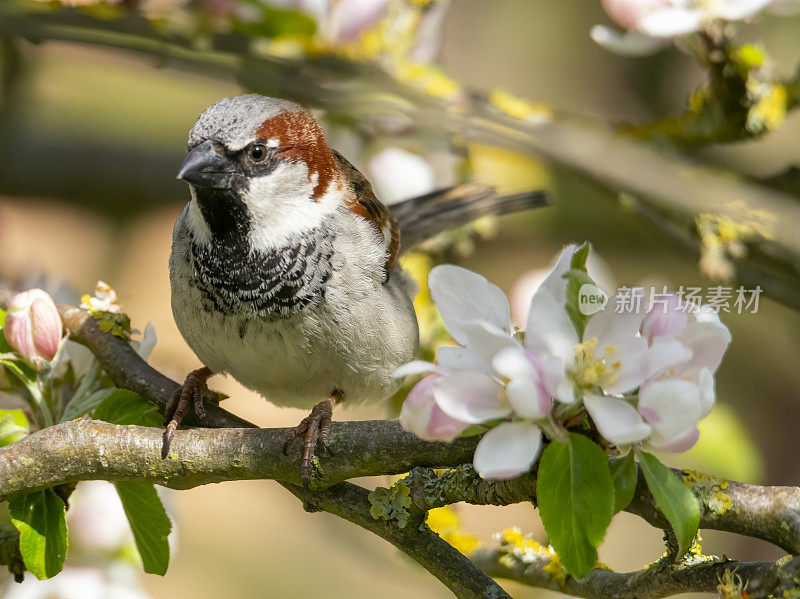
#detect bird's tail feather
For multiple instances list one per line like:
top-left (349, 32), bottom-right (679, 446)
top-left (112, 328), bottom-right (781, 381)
top-left (391, 183), bottom-right (549, 249)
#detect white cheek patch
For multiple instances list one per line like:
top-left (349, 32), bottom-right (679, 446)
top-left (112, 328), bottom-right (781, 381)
top-left (244, 161), bottom-right (337, 251)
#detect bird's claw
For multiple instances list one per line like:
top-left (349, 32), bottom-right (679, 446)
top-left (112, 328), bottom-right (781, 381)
top-left (284, 397), bottom-right (335, 490)
top-left (161, 366), bottom-right (213, 457)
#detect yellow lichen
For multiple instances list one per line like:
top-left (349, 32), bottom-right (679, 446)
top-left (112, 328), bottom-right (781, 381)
top-left (396, 62), bottom-right (461, 99)
top-left (489, 89), bottom-right (551, 123)
top-left (426, 506), bottom-right (481, 555)
top-left (682, 470), bottom-right (733, 516)
top-left (695, 204), bottom-right (776, 282)
top-left (747, 83), bottom-right (788, 133)
top-left (543, 552), bottom-right (568, 587)
top-left (495, 527), bottom-right (568, 586)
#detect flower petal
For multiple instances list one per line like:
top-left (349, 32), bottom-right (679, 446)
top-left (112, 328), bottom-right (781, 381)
top-left (331, 0), bottom-right (391, 42)
top-left (641, 293), bottom-right (688, 342)
top-left (649, 427), bottom-right (700, 453)
top-left (638, 379), bottom-right (701, 441)
top-left (393, 360), bottom-right (442, 378)
top-left (473, 421), bottom-right (542, 480)
top-left (524, 247), bottom-right (579, 363)
top-left (584, 394), bottom-right (651, 445)
top-left (590, 25), bottom-right (670, 56)
top-left (677, 320), bottom-right (731, 377)
top-left (714, 0), bottom-right (772, 20)
top-left (492, 345), bottom-right (536, 380)
top-left (584, 289), bottom-right (648, 349)
top-left (400, 375), bottom-right (468, 441)
top-left (436, 346), bottom-right (492, 374)
top-left (601, 336), bottom-right (650, 395)
top-left (601, 0), bottom-right (672, 29)
top-left (644, 338), bottom-right (692, 381)
top-left (429, 265), bottom-right (511, 346)
top-left (460, 321), bottom-right (517, 364)
top-left (136, 322), bottom-right (158, 361)
top-left (506, 378), bottom-right (553, 420)
top-left (698, 367), bottom-right (715, 417)
top-left (539, 354), bottom-right (574, 404)
top-left (637, 7), bottom-right (704, 37)
top-left (433, 371), bottom-right (508, 423)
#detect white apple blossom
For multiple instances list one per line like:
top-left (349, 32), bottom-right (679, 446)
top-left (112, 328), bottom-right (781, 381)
top-left (396, 246), bottom-right (732, 480)
top-left (585, 293), bottom-right (731, 452)
top-left (591, 0), bottom-right (777, 56)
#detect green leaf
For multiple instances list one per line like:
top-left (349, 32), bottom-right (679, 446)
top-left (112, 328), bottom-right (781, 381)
top-left (114, 482), bottom-right (171, 575)
top-left (563, 243), bottom-right (601, 338)
top-left (61, 387), bottom-right (115, 423)
top-left (637, 450), bottom-right (701, 556)
top-left (537, 433), bottom-right (614, 578)
top-left (233, 5), bottom-right (316, 38)
top-left (93, 389), bottom-right (161, 427)
top-left (0, 307), bottom-right (13, 353)
top-left (610, 452), bottom-right (638, 514)
top-left (0, 410), bottom-right (29, 446)
top-left (9, 490), bottom-right (68, 580)
top-left (0, 359), bottom-right (39, 395)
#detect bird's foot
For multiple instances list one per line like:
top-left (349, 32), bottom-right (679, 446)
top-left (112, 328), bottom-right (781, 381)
top-left (162, 366), bottom-right (213, 456)
top-left (283, 392), bottom-right (341, 489)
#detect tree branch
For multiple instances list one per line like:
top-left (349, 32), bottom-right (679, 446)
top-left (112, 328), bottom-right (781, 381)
top-left (3, 422), bottom-right (800, 560)
top-left (283, 481), bottom-right (512, 599)
top-left (0, 419), bottom-right (479, 498)
top-left (471, 549), bottom-right (800, 599)
top-left (3, 7), bottom-right (800, 311)
top-left (401, 465), bottom-right (800, 556)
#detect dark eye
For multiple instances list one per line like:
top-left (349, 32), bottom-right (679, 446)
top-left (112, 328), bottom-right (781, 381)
top-left (249, 144), bottom-right (266, 162)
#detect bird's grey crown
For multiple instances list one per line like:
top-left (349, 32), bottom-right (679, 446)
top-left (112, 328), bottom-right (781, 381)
top-left (188, 94), bottom-right (303, 152)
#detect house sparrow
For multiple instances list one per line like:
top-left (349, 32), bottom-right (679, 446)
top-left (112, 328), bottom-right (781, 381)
top-left (167, 94), bottom-right (547, 487)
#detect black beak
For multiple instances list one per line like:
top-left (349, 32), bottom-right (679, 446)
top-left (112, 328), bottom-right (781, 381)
top-left (177, 140), bottom-right (235, 189)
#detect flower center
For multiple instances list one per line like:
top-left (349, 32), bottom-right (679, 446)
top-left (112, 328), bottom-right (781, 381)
top-left (569, 337), bottom-right (621, 389)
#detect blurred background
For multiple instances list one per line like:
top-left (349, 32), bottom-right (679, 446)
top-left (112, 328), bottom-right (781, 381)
top-left (1, 0), bottom-right (800, 597)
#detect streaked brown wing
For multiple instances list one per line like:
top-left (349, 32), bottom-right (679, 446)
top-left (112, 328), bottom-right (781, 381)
top-left (333, 151), bottom-right (400, 278)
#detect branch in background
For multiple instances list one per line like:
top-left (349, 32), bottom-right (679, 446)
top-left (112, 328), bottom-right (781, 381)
top-left (472, 549), bottom-right (800, 599)
top-left (1, 8), bottom-right (800, 311)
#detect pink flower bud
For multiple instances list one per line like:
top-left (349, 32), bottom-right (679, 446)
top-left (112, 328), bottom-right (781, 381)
top-left (400, 374), bottom-right (469, 442)
top-left (4, 289), bottom-right (63, 365)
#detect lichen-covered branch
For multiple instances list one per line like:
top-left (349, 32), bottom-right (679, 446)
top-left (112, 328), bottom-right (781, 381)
top-left (472, 549), bottom-right (800, 599)
top-left (0, 419), bottom-right (479, 498)
top-left (402, 465), bottom-right (800, 555)
top-left (283, 481), bottom-right (512, 599)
